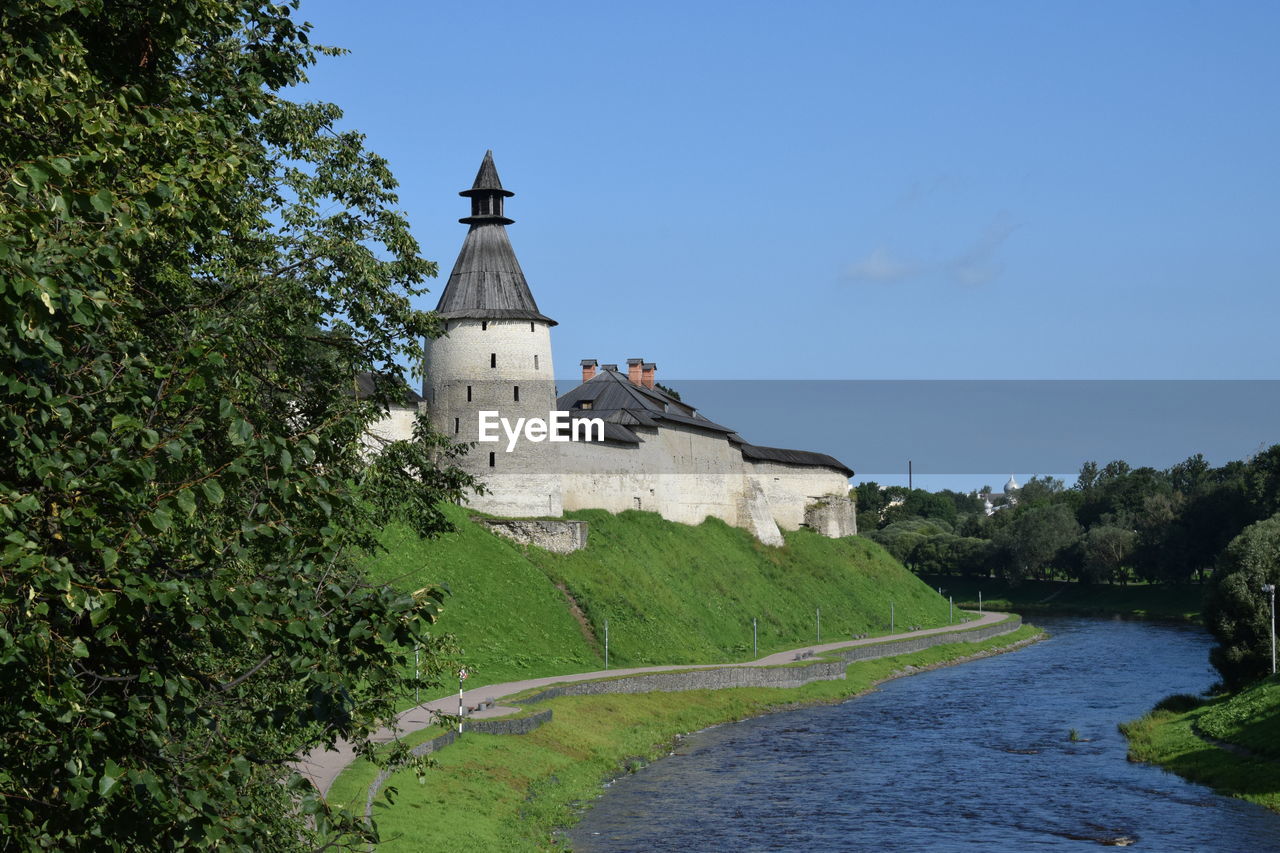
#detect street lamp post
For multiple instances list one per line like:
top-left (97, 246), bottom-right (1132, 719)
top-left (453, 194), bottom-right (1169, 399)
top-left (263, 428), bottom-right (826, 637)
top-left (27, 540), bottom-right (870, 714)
top-left (1263, 584), bottom-right (1276, 676)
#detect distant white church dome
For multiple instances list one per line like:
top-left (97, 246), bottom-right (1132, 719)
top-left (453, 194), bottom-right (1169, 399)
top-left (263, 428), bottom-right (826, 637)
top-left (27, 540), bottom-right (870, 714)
top-left (1004, 475), bottom-right (1020, 495)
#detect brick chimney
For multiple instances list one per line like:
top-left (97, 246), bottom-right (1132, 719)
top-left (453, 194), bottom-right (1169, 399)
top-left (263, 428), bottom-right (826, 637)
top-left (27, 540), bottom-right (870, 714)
top-left (627, 358), bottom-right (643, 385)
top-left (581, 358), bottom-right (598, 383)
top-left (641, 362), bottom-right (656, 389)
top-left (602, 363), bottom-right (618, 372)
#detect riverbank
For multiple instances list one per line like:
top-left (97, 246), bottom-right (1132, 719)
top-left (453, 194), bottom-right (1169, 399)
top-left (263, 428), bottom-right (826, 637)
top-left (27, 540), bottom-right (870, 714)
top-left (330, 622), bottom-right (1042, 851)
top-left (1122, 676), bottom-right (1280, 813)
top-left (363, 507), bottom-right (956, 707)
top-left (918, 574), bottom-right (1205, 623)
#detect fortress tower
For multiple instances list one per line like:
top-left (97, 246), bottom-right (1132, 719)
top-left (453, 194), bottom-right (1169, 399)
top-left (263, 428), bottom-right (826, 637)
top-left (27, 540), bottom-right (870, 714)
top-left (423, 151), bottom-right (563, 516)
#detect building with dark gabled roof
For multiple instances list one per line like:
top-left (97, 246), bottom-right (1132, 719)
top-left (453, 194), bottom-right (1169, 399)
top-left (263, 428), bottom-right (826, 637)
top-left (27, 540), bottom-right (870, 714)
top-left (410, 152), bottom-right (856, 542)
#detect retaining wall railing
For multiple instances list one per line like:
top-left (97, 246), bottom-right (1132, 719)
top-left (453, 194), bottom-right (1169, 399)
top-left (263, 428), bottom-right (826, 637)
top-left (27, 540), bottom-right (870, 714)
top-left (518, 616), bottom-right (1023, 704)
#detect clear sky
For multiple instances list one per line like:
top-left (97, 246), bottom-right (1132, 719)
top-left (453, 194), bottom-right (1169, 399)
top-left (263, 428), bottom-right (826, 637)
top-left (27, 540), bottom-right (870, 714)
top-left (292, 1), bottom-right (1280, 488)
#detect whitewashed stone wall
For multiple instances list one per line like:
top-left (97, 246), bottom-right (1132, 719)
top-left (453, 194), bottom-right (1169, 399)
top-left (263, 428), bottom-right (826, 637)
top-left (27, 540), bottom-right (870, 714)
top-left (804, 495), bottom-right (858, 537)
top-left (423, 318), bottom-right (563, 517)
top-left (748, 460), bottom-right (852, 531)
top-left (559, 422), bottom-right (746, 527)
top-left (360, 404), bottom-right (417, 456)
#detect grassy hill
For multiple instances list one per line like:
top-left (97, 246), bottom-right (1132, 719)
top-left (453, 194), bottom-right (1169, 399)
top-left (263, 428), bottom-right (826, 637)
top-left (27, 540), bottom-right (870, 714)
top-left (334, 508), bottom-right (1008, 846)
top-left (1122, 676), bottom-right (1280, 811)
top-left (364, 506), bottom-right (956, 696)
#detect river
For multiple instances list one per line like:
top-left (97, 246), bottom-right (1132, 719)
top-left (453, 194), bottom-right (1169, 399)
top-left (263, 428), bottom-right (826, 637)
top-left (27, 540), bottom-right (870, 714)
top-left (568, 617), bottom-right (1280, 851)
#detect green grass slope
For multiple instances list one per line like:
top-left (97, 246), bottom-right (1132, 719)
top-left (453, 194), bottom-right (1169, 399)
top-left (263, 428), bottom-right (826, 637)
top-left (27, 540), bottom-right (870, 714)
top-left (363, 503), bottom-right (598, 690)
top-left (365, 505), bottom-right (958, 696)
top-left (1122, 676), bottom-right (1280, 811)
top-left (1197, 676), bottom-right (1280, 759)
top-left (524, 510), bottom-right (956, 666)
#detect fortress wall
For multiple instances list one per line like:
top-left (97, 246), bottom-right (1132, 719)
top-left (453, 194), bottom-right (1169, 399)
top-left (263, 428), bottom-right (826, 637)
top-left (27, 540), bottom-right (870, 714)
top-left (649, 423), bottom-right (747, 525)
top-left (362, 405), bottom-right (418, 453)
top-left (560, 427), bottom-right (667, 515)
top-left (560, 423), bottom-right (745, 526)
top-left (747, 460), bottom-right (852, 531)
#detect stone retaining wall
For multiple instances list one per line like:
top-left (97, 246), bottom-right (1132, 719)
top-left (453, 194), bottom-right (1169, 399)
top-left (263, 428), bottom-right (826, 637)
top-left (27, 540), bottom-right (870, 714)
top-left (364, 710), bottom-right (553, 820)
top-left (519, 616), bottom-right (1023, 704)
top-left (475, 518), bottom-right (588, 553)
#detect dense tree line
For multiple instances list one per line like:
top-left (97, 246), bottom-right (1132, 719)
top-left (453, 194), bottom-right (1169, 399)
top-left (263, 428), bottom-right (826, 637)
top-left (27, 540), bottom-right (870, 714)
top-left (1, 2), bottom-right (474, 848)
top-left (859, 447), bottom-right (1280, 687)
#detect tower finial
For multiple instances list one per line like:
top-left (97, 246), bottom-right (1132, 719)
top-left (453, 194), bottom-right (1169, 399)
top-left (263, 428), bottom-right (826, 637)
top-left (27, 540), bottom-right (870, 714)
top-left (460, 150), bottom-right (514, 224)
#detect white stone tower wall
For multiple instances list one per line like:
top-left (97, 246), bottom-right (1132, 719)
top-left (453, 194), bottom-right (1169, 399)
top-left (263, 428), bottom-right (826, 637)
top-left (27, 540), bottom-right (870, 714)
top-left (425, 318), bottom-right (563, 516)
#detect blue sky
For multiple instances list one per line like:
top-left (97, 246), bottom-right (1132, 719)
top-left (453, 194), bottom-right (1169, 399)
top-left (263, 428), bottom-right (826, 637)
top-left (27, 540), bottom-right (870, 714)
top-left (293, 1), bottom-right (1279, 487)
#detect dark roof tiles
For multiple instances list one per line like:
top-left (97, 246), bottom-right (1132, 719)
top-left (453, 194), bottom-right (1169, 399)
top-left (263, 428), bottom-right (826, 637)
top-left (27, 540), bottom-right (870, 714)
top-left (558, 369), bottom-right (853, 475)
top-left (434, 208), bottom-right (555, 324)
top-left (435, 152), bottom-right (555, 325)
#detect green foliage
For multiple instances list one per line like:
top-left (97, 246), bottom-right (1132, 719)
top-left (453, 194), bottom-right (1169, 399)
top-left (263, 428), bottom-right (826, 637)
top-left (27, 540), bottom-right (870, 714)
top-left (857, 447), bottom-right (1280, 647)
top-left (1153, 693), bottom-right (1206, 714)
top-left (853, 480), bottom-right (887, 523)
top-left (992, 503), bottom-right (1081, 581)
top-left (1196, 676), bottom-right (1280, 760)
top-left (1123, 676), bottom-right (1280, 812)
top-left (866, 518), bottom-right (991, 577)
top-left (1079, 524), bottom-right (1137, 585)
top-left (1205, 515), bottom-right (1280, 689)
top-left (919, 573), bottom-right (1206, 622)
top-left (0, 2), bottom-right (473, 848)
top-left (653, 381), bottom-right (681, 401)
top-left (879, 487), bottom-right (958, 527)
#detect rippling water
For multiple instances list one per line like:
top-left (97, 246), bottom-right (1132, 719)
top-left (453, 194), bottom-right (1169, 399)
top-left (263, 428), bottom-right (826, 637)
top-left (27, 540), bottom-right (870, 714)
top-left (569, 617), bottom-right (1280, 852)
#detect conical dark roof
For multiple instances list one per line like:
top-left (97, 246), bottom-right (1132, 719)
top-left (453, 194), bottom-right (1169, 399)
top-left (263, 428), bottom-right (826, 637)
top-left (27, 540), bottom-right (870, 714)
top-left (434, 152), bottom-right (555, 325)
top-left (461, 150), bottom-right (513, 197)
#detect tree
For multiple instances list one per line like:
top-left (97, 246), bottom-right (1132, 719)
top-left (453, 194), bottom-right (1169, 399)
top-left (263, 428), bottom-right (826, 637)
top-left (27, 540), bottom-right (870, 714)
top-left (1248, 444), bottom-right (1280, 519)
top-left (1016, 475), bottom-right (1066, 506)
top-left (853, 481), bottom-right (886, 524)
top-left (1205, 514), bottom-right (1280, 689)
top-left (1, 3), bottom-right (472, 848)
top-left (993, 504), bottom-right (1082, 581)
top-left (1079, 525), bottom-right (1136, 585)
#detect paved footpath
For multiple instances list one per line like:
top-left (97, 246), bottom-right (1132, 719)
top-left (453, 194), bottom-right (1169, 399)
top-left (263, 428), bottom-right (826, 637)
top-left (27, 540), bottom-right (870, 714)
top-left (297, 610), bottom-right (1009, 795)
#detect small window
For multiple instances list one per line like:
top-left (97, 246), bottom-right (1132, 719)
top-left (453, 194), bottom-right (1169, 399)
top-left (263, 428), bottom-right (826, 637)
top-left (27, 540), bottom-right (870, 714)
top-left (490, 353), bottom-right (496, 368)
top-left (488, 451), bottom-right (496, 468)
top-left (466, 385), bottom-right (472, 402)
top-left (530, 322), bottom-right (535, 332)
top-left (579, 400), bottom-right (593, 410)
top-left (534, 354), bottom-right (539, 370)
top-left (454, 417), bottom-right (459, 434)
top-left (481, 321), bottom-right (488, 331)
top-left (513, 385), bottom-right (520, 402)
